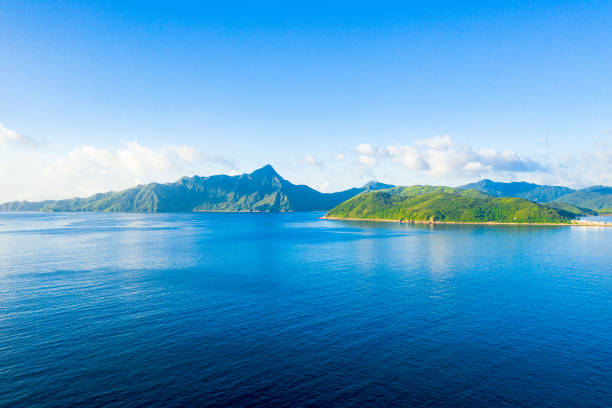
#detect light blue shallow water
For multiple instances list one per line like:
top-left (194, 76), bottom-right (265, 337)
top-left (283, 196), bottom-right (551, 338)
top-left (0, 212), bottom-right (610, 407)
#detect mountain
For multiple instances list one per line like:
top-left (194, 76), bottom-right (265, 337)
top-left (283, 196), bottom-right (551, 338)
top-left (325, 187), bottom-right (573, 224)
top-left (554, 186), bottom-right (612, 211)
top-left (4, 170), bottom-right (608, 215)
top-left (0, 165), bottom-right (393, 213)
top-left (459, 179), bottom-right (612, 211)
top-left (326, 181), bottom-right (394, 203)
top-left (458, 179), bottom-right (573, 202)
top-left (541, 202), bottom-right (597, 217)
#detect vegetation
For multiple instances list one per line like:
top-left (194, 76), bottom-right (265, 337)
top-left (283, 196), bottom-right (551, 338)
top-left (460, 179), bottom-right (612, 211)
top-left (459, 179), bottom-right (573, 202)
top-left (388, 185), bottom-right (489, 199)
top-left (0, 165), bottom-right (391, 213)
top-left (542, 202), bottom-right (597, 217)
top-left (554, 187), bottom-right (612, 211)
top-left (326, 190), bottom-right (573, 224)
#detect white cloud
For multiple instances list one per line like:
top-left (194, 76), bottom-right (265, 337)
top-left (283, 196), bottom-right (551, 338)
top-left (358, 154), bottom-right (377, 166)
top-left (336, 153), bottom-right (345, 161)
top-left (464, 161), bottom-right (491, 172)
top-left (545, 149), bottom-right (612, 188)
top-left (386, 145), bottom-right (429, 170)
top-left (356, 143), bottom-right (375, 155)
top-left (0, 123), bottom-right (37, 146)
top-left (478, 148), bottom-right (544, 172)
top-left (356, 135), bottom-right (547, 179)
top-left (0, 140), bottom-right (238, 202)
top-left (303, 155), bottom-right (325, 169)
top-left (31, 141), bottom-right (202, 198)
top-left (48, 141), bottom-right (197, 177)
top-left (416, 134), bottom-right (453, 150)
top-left (305, 155), bottom-right (317, 165)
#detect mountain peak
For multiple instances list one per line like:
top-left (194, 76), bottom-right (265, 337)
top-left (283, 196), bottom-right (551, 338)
top-left (362, 180), bottom-right (379, 188)
top-left (472, 179), bottom-right (536, 187)
top-left (361, 181), bottom-right (394, 190)
top-left (250, 164), bottom-right (282, 179)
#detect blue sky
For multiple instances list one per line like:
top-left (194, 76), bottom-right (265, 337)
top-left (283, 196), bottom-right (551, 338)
top-left (0, 1), bottom-right (610, 201)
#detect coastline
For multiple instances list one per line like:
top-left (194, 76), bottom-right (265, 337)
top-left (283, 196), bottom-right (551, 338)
top-left (322, 216), bottom-right (612, 227)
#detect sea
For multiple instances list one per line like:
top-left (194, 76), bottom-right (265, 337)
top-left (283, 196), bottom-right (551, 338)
top-left (0, 212), bottom-right (610, 407)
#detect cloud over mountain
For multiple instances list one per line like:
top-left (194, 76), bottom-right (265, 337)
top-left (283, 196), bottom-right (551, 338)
top-left (49, 141), bottom-right (198, 177)
top-left (355, 135), bottom-right (546, 177)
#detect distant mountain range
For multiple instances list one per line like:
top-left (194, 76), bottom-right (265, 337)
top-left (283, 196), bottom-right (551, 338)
top-left (1, 168), bottom-right (610, 215)
top-left (0, 165), bottom-right (393, 212)
top-left (458, 179), bottom-right (612, 211)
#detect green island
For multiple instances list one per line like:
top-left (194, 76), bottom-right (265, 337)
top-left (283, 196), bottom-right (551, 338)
top-left (324, 186), bottom-right (598, 224)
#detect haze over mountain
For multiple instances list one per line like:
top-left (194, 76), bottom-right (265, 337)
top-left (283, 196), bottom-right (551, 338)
top-left (0, 165), bottom-right (392, 213)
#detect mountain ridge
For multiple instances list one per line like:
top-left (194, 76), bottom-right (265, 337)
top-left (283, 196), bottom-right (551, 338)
top-left (2, 171), bottom-right (610, 214)
top-left (459, 179), bottom-right (612, 210)
top-left (0, 165), bottom-right (392, 213)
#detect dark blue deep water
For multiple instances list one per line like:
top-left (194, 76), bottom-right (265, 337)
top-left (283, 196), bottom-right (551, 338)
top-left (1, 212), bottom-right (611, 407)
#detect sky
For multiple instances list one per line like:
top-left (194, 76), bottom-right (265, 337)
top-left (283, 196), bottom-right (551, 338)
top-left (0, 0), bottom-right (611, 202)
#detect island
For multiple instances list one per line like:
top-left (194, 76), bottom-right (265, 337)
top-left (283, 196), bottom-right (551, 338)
top-left (323, 186), bottom-right (609, 225)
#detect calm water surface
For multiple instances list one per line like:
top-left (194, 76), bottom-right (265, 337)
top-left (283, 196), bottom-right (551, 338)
top-left (0, 212), bottom-right (610, 407)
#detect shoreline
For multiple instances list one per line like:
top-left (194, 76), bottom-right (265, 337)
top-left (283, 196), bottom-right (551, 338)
top-left (322, 216), bottom-right (612, 227)
top-left (0, 211), bottom-right (609, 226)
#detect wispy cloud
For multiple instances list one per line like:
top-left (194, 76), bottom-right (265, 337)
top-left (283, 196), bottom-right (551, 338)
top-left (304, 155), bottom-right (325, 170)
top-left (547, 149), bottom-right (612, 188)
top-left (319, 181), bottom-right (331, 192)
top-left (0, 123), bottom-right (37, 147)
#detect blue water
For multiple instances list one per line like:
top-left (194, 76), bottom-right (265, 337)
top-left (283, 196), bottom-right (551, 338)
top-left (0, 212), bottom-right (611, 407)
